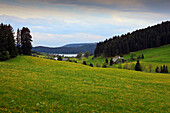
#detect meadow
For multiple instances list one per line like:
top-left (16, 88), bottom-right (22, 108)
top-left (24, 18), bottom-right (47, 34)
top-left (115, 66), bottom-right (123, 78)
top-left (0, 56), bottom-right (170, 112)
top-left (71, 44), bottom-right (170, 72)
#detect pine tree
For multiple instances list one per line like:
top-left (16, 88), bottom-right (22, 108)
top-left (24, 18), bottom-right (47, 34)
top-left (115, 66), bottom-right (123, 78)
top-left (21, 27), bottom-right (32, 55)
top-left (142, 54), bottom-right (144, 59)
top-left (135, 60), bottom-right (142, 71)
top-left (105, 58), bottom-right (108, 64)
top-left (7, 24), bottom-right (17, 58)
top-left (110, 58), bottom-right (113, 66)
top-left (160, 66), bottom-right (163, 73)
top-left (163, 65), bottom-right (166, 73)
top-left (165, 65), bottom-right (168, 73)
top-left (155, 66), bottom-right (159, 73)
top-left (84, 51), bottom-right (90, 58)
top-left (16, 29), bottom-right (22, 54)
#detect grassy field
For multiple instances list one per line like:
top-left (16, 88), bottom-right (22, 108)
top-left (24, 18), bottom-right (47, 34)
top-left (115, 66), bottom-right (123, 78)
top-left (0, 56), bottom-right (170, 112)
top-left (71, 44), bottom-right (170, 72)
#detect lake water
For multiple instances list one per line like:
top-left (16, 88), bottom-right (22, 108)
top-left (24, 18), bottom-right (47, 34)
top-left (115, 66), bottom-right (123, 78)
top-left (57, 54), bottom-right (77, 57)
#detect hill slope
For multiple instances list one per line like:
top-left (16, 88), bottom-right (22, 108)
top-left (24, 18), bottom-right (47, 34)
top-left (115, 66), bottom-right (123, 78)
top-left (94, 21), bottom-right (170, 57)
top-left (0, 56), bottom-right (169, 112)
top-left (71, 44), bottom-right (170, 72)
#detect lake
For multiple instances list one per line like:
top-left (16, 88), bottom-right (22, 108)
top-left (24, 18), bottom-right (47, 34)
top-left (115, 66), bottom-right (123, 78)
top-left (57, 54), bottom-right (77, 57)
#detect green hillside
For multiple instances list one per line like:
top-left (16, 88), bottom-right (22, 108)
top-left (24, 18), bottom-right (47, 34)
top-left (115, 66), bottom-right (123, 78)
top-left (72, 44), bottom-right (170, 72)
top-left (0, 56), bottom-right (169, 112)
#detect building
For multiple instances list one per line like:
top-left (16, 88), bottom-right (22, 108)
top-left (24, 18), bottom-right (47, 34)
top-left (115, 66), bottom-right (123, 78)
top-left (112, 56), bottom-right (124, 64)
top-left (62, 58), bottom-right (69, 61)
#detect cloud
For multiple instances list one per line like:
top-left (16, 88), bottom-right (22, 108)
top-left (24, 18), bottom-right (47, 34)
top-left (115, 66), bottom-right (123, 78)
top-left (32, 32), bottom-right (105, 47)
top-left (0, 0), bottom-right (169, 47)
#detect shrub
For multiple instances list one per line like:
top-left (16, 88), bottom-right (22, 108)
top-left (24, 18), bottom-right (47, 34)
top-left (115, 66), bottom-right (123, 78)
top-left (58, 56), bottom-right (62, 61)
top-left (148, 64), bottom-right (152, 72)
top-left (118, 64), bottom-right (122, 69)
top-left (83, 61), bottom-right (86, 65)
top-left (103, 62), bottom-right (107, 68)
top-left (131, 53), bottom-right (136, 60)
top-left (123, 63), bottom-right (129, 69)
top-left (0, 51), bottom-right (10, 61)
top-left (89, 63), bottom-right (93, 67)
top-left (96, 62), bottom-right (101, 67)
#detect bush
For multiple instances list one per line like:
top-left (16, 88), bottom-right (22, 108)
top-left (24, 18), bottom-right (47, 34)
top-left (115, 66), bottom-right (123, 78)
top-left (118, 64), bottom-right (122, 69)
top-left (123, 63), bottom-right (129, 69)
top-left (83, 61), bottom-right (86, 65)
top-left (58, 56), bottom-right (62, 61)
top-left (96, 62), bottom-right (101, 67)
top-left (89, 63), bottom-right (93, 67)
top-left (103, 62), bottom-right (107, 68)
top-left (0, 51), bottom-right (10, 61)
top-left (69, 60), bottom-right (72, 62)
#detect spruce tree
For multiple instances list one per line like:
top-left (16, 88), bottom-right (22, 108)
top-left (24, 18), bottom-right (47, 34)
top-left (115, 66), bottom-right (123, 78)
top-left (16, 29), bottom-right (22, 54)
top-left (110, 58), bottom-right (113, 66)
top-left (142, 54), bottom-right (144, 59)
top-left (163, 65), bottom-right (166, 73)
top-left (135, 60), bottom-right (142, 71)
top-left (21, 27), bottom-right (32, 55)
top-left (105, 58), bottom-right (108, 64)
top-left (155, 66), bottom-right (159, 73)
top-left (165, 65), bottom-right (168, 73)
top-left (160, 66), bottom-right (163, 73)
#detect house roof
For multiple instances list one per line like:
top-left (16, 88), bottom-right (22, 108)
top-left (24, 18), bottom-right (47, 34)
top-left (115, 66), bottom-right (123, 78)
top-left (62, 58), bottom-right (69, 61)
top-left (112, 56), bottom-right (124, 62)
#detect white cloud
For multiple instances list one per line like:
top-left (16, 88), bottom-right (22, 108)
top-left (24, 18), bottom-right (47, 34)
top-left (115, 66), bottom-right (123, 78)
top-left (32, 32), bottom-right (105, 47)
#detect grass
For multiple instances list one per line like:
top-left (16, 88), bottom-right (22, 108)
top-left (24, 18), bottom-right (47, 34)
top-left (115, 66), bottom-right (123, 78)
top-left (0, 56), bottom-right (170, 112)
top-left (71, 44), bottom-right (170, 72)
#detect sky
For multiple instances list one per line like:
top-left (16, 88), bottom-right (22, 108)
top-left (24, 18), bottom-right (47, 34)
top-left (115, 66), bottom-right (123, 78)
top-left (0, 0), bottom-right (170, 47)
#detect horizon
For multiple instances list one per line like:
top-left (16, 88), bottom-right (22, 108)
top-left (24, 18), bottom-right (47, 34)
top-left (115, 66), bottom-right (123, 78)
top-left (0, 0), bottom-right (170, 47)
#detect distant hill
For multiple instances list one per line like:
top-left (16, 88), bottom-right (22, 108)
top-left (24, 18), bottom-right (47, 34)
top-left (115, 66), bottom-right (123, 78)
top-left (94, 21), bottom-right (170, 57)
top-left (32, 43), bottom-right (97, 54)
top-left (62, 43), bottom-right (95, 48)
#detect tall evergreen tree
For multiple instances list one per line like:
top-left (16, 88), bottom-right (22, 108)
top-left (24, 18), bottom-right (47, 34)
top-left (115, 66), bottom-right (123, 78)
top-left (16, 28), bottom-right (22, 54)
top-left (160, 66), bottom-right (163, 73)
top-left (0, 23), bottom-right (17, 60)
top-left (135, 60), bottom-right (142, 71)
top-left (110, 58), bottom-right (113, 66)
top-left (163, 65), bottom-right (166, 73)
top-left (105, 58), bottom-right (108, 64)
top-left (142, 54), bottom-right (144, 59)
top-left (155, 66), bottom-right (159, 73)
top-left (165, 66), bottom-right (168, 73)
top-left (21, 27), bottom-right (32, 55)
top-left (7, 24), bottom-right (17, 58)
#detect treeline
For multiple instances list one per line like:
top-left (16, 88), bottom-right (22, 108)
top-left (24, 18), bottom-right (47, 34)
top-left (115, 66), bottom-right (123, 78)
top-left (0, 23), bottom-right (32, 61)
top-left (94, 21), bottom-right (170, 57)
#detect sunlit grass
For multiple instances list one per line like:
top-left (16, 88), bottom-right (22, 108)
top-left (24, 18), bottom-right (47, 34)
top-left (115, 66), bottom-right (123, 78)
top-left (0, 56), bottom-right (170, 112)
